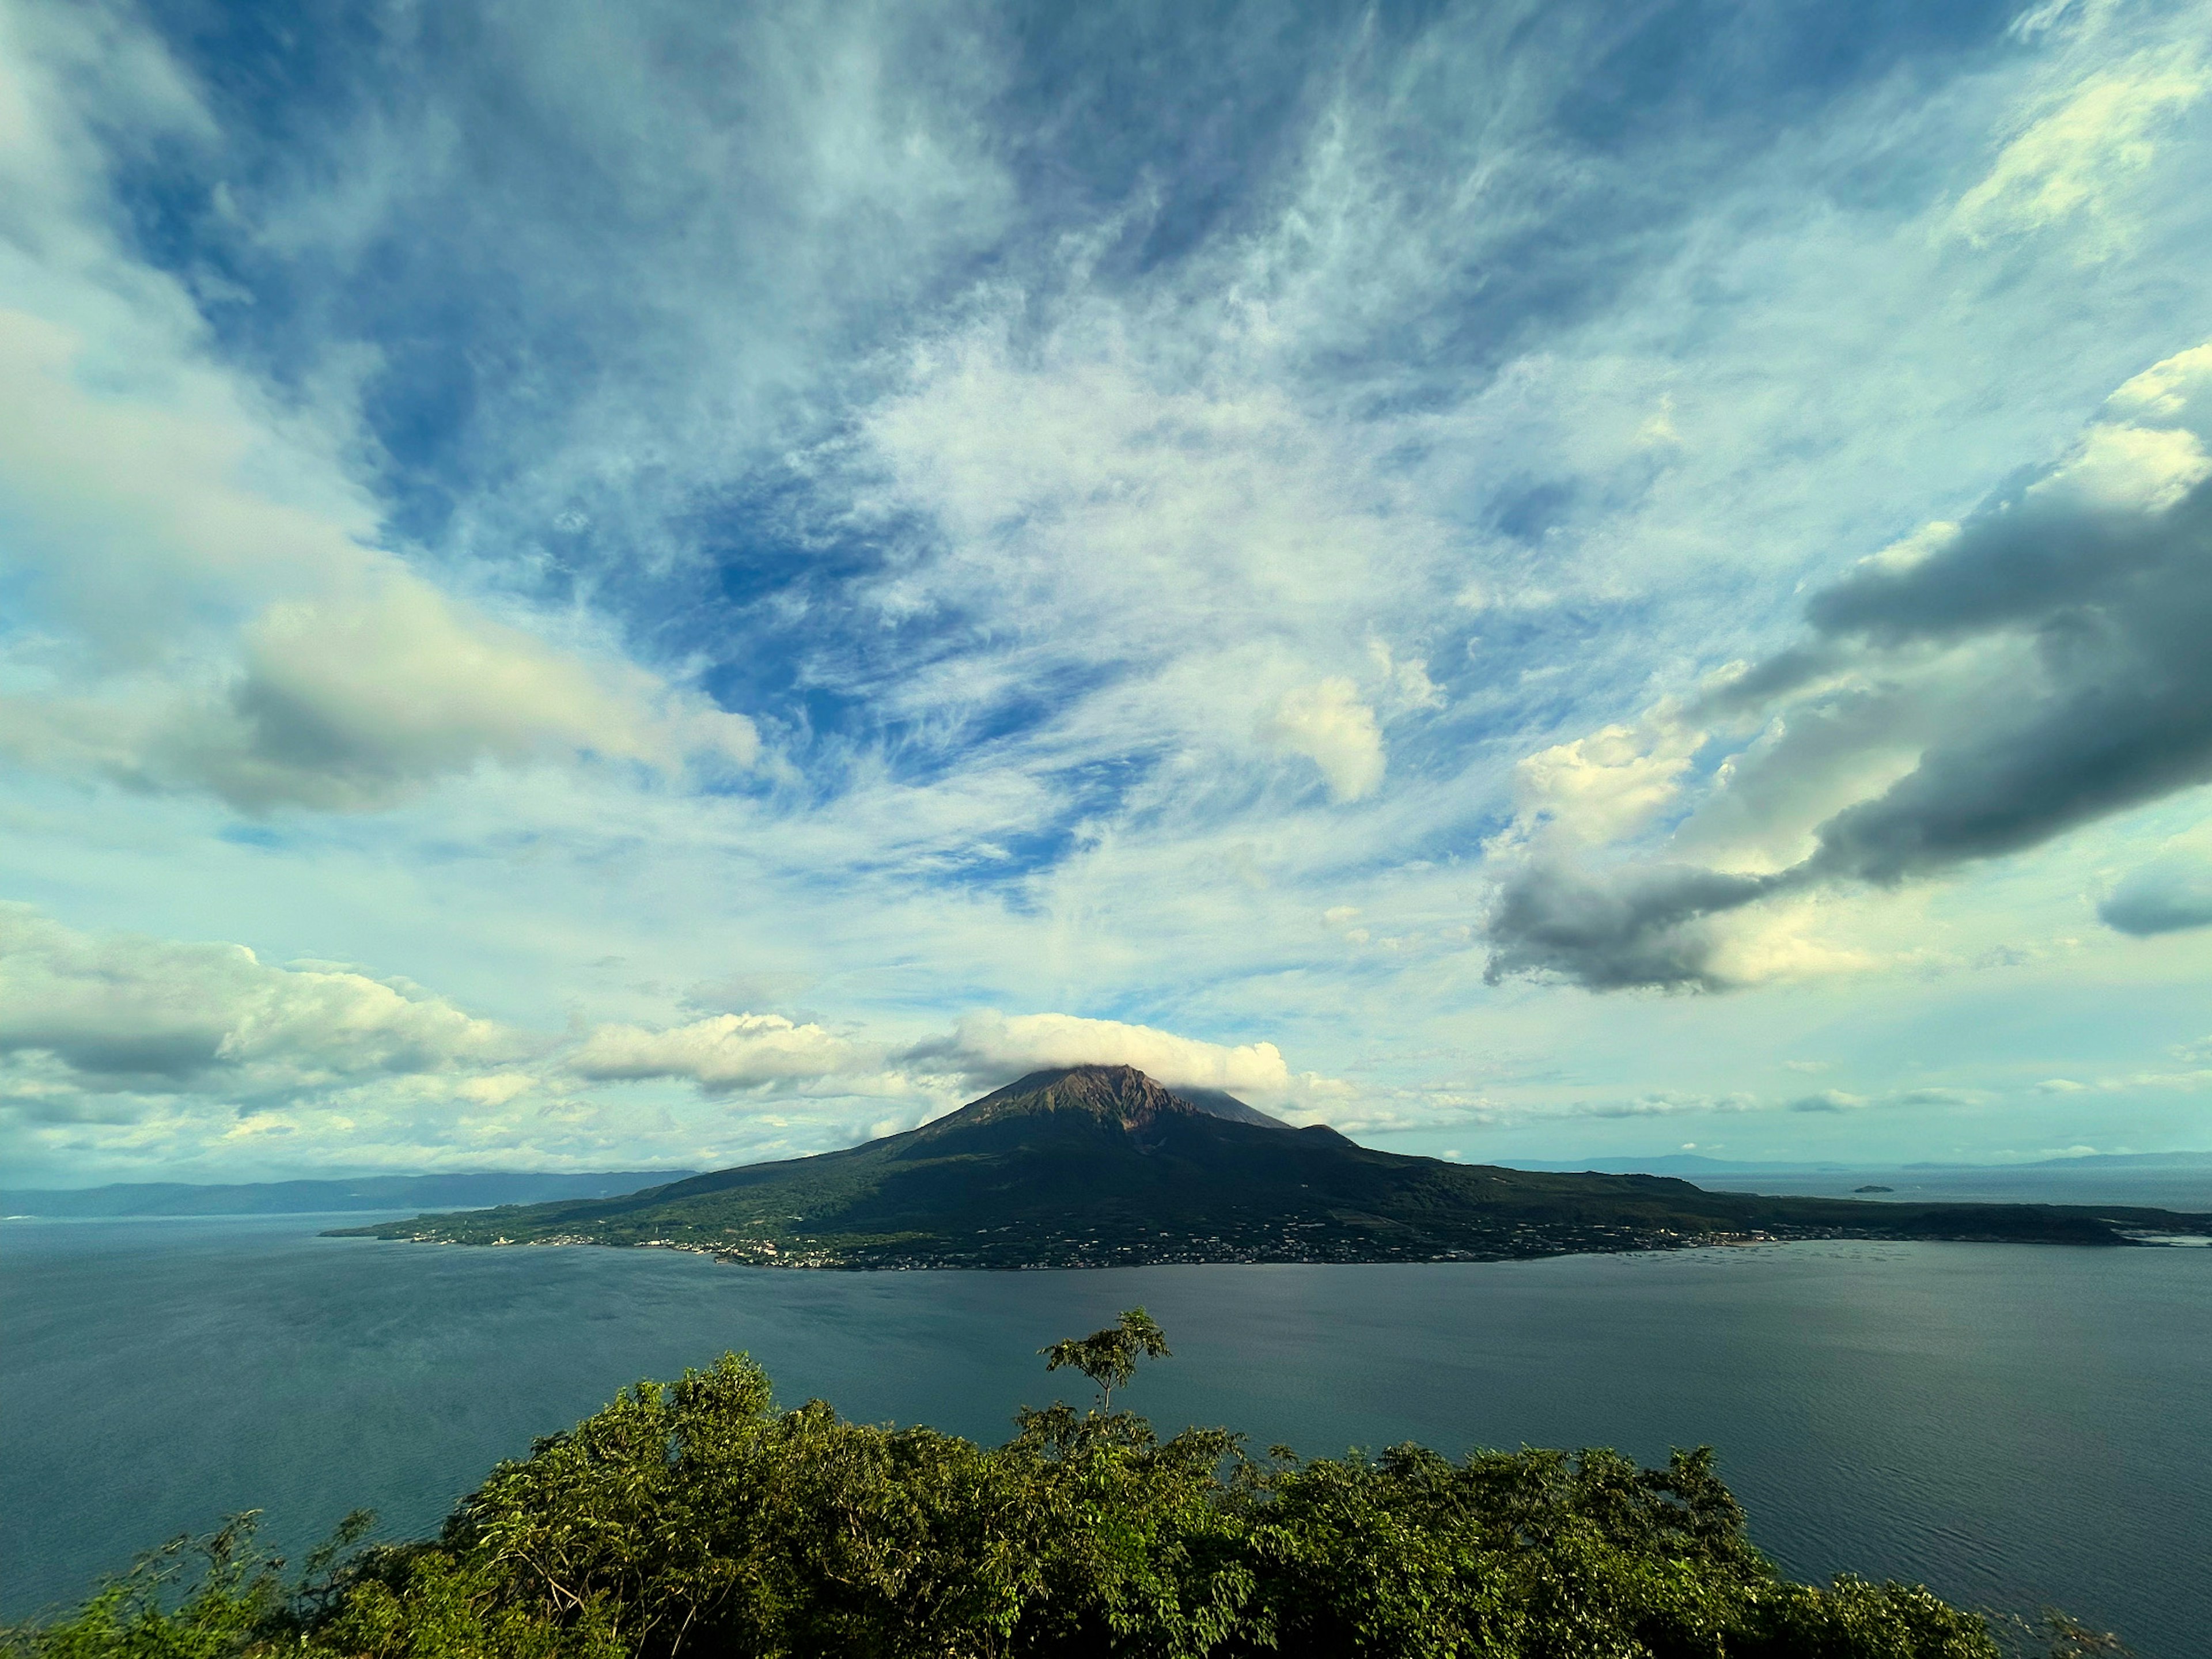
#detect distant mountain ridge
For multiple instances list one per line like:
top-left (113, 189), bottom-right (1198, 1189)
top-left (336, 1066), bottom-right (2212, 1266)
top-left (2, 1171), bottom-right (699, 1218)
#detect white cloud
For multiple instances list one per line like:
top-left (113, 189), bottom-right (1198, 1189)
top-left (1484, 329), bottom-right (2212, 992)
top-left (2028, 338), bottom-right (2212, 513)
top-left (1368, 637), bottom-right (1446, 710)
top-left (2107, 340), bottom-right (2212, 428)
top-left (0, 7), bottom-right (761, 817)
top-left (1862, 520), bottom-right (1960, 574)
top-left (2028, 420), bottom-right (2210, 511)
top-left (1950, 52), bottom-right (2208, 249)
top-left (545, 1000), bottom-right (1372, 1130)
top-left (0, 904), bottom-right (522, 1097)
top-left (1586, 1092), bottom-right (1762, 1119)
top-left (569, 1013), bottom-right (869, 1092)
top-left (209, 574), bottom-right (755, 809)
top-left (1505, 706), bottom-right (1703, 850)
top-left (1699, 897), bottom-right (1881, 988)
top-left (0, 898), bottom-right (1376, 1177)
top-left (927, 1009), bottom-right (1298, 1096)
top-left (0, 312), bottom-right (758, 812)
top-left (0, 0), bottom-right (213, 263)
top-left (9, 0), bottom-right (2212, 1184)
top-left (839, 313), bottom-right (1458, 835)
top-left (1259, 678), bottom-right (1386, 802)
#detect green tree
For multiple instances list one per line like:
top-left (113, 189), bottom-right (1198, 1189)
top-left (1, 1512), bottom-right (292, 1659)
top-left (1040, 1308), bottom-right (1171, 1413)
top-left (9, 1340), bottom-right (2070, 1658)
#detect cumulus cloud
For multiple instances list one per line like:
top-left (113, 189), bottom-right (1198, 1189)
top-left (0, 313), bottom-right (758, 813)
top-left (0, 905), bottom-right (524, 1097)
top-left (1483, 863), bottom-right (1775, 991)
top-left (557, 1006), bottom-right (1290, 1104)
top-left (556, 1003), bottom-right (1356, 1117)
top-left (2105, 341), bottom-right (2212, 429)
top-left (0, 908), bottom-right (703, 1181)
top-left (2099, 851), bottom-right (2212, 936)
top-left (1486, 339), bottom-right (2212, 989)
top-left (3, 910), bottom-right (1363, 1174)
top-left (1259, 679), bottom-right (1387, 803)
top-left (0, 21), bottom-right (759, 817)
top-left (196, 577), bottom-right (755, 810)
top-left (908, 1009), bottom-right (1310, 1099)
top-left (1502, 706), bottom-right (1704, 850)
top-left (568, 1013), bottom-right (870, 1093)
top-left (1790, 1090), bottom-right (1872, 1114)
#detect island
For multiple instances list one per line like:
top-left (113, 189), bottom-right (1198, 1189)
top-left (331, 1065), bottom-right (2212, 1266)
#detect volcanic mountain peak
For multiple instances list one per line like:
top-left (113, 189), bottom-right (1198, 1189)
top-left (335, 1065), bottom-right (2212, 1268)
top-left (935, 1063), bottom-right (1275, 1136)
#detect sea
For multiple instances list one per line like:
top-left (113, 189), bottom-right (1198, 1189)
top-left (4, 1209), bottom-right (2210, 1654)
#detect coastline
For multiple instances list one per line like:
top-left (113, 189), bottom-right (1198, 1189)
top-left (332, 1217), bottom-right (2212, 1271)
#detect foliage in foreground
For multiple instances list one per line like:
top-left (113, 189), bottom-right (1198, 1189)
top-left (7, 1317), bottom-right (2115, 1659)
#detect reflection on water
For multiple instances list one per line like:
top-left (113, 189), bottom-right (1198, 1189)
top-left (3, 1216), bottom-right (2207, 1654)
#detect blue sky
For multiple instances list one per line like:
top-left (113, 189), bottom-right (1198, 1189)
top-left (4, 0), bottom-right (2211, 1184)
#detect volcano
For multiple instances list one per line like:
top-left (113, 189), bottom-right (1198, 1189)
top-left (338, 1064), bottom-right (2212, 1266)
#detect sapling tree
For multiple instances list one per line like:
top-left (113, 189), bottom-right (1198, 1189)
top-left (1040, 1306), bottom-right (1171, 1412)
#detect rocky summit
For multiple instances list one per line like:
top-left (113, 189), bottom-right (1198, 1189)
top-left (336, 1065), bottom-right (2212, 1268)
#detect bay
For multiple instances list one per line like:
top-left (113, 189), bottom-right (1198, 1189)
top-left (3, 1215), bottom-right (2207, 1654)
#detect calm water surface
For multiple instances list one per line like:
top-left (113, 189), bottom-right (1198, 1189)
top-left (3, 1217), bottom-right (2208, 1653)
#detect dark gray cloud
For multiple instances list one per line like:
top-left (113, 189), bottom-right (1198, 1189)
top-left (1788, 1090), bottom-right (1866, 1113)
top-left (1482, 862), bottom-right (1778, 991)
top-left (0, 1028), bottom-right (226, 1084)
top-left (1487, 410), bottom-right (2212, 990)
top-left (1799, 487), bottom-right (2212, 884)
top-left (2099, 854), bottom-right (2212, 936)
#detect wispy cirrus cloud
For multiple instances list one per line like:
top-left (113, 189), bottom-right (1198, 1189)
top-left (0, 6), bottom-right (761, 815)
top-left (6, 0), bottom-right (2212, 1181)
top-left (1948, 46), bottom-right (2207, 251)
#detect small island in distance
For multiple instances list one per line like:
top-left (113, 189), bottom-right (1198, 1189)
top-left (335, 1065), bottom-right (2212, 1267)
